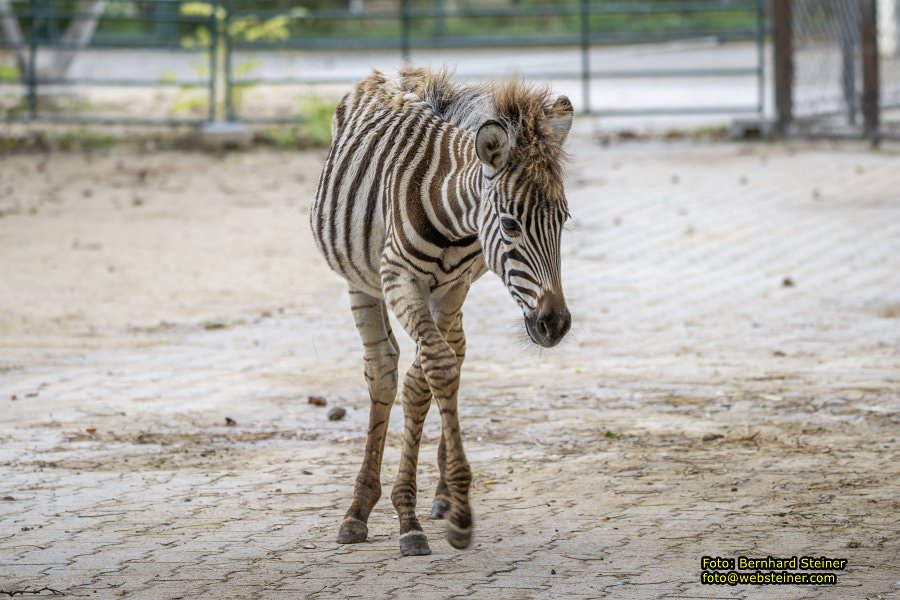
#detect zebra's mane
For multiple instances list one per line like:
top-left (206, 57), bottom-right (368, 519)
top-left (399, 67), bottom-right (493, 132)
top-left (387, 66), bottom-right (569, 199)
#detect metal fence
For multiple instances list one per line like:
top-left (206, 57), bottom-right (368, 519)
top-left (0, 0), bottom-right (766, 126)
top-left (773, 0), bottom-right (900, 141)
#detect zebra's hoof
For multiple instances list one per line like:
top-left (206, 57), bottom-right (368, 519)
top-left (399, 530), bottom-right (432, 556)
top-left (430, 499), bottom-right (450, 520)
top-left (337, 517), bottom-right (368, 544)
top-left (446, 521), bottom-right (472, 550)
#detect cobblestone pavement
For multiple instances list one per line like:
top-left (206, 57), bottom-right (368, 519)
top-left (1, 139), bottom-right (899, 599)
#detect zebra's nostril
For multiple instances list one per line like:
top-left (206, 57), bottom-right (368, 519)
top-left (537, 319), bottom-right (550, 338)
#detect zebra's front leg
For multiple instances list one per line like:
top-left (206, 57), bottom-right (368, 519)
top-left (391, 358), bottom-right (434, 556)
top-left (337, 289), bottom-right (399, 545)
top-left (385, 279), bottom-right (473, 551)
top-left (431, 311), bottom-right (465, 521)
top-left (430, 436), bottom-right (450, 520)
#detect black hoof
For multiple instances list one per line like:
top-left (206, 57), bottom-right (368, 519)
top-left (399, 530), bottom-right (432, 556)
top-left (430, 499), bottom-right (450, 520)
top-left (337, 517), bottom-right (368, 544)
top-left (446, 521), bottom-right (472, 550)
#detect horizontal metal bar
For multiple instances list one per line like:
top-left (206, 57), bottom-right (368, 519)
top-left (230, 2), bottom-right (759, 21)
top-left (232, 67), bottom-right (759, 88)
top-left (3, 78), bottom-right (211, 88)
top-left (592, 105), bottom-right (760, 116)
top-left (3, 114), bottom-right (208, 126)
top-left (230, 29), bottom-right (758, 51)
top-left (226, 105), bottom-right (759, 124)
top-left (0, 10), bottom-right (211, 23)
top-left (567, 67), bottom-right (759, 79)
top-left (235, 115), bottom-right (306, 124)
top-left (0, 40), bottom-right (211, 51)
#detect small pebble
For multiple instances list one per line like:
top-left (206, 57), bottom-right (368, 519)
top-left (782, 277), bottom-right (795, 288)
top-left (308, 395), bottom-right (327, 407)
top-left (225, 417), bottom-right (237, 426)
top-left (550, 569), bottom-right (556, 575)
top-left (328, 407), bottom-right (347, 421)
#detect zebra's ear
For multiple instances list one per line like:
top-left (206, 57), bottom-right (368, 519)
top-left (475, 120), bottom-right (510, 171)
top-left (547, 95), bottom-right (574, 145)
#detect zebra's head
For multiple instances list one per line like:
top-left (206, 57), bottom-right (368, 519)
top-left (474, 93), bottom-right (573, 348)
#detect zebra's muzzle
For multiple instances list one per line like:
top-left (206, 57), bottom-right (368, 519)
top-left (524, 292), bottom-right (571, 348)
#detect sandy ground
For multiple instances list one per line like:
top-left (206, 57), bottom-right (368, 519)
top-left (0, 138), bottom-right (899, 599)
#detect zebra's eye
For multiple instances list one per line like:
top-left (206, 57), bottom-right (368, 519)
top-left (500, 217), bottom-right (520, 235)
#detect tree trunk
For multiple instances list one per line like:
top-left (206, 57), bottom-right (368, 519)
top-left (0, 0), bottom-right (28, 77)
top-left (0, 0), bottom-right (107, 83)
top-left (48, 0), bottom-right (107, 78)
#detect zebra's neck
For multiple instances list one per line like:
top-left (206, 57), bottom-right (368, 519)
top-left (420, 123), bottom-right (485, 242)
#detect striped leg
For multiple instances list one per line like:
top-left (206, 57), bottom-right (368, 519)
top-left (430, 307), bottom-right (466, 521)
top-left (391, 358), bottom-right (433, 555)
top-left (337, 288), bottom-right (399, 544)
top-left (386, 279), bottom-right (473, 552)
top-left (430, 436), bottom-right (450, 519)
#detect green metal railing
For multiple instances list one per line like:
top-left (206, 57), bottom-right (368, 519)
top-left (0, 0), bottom-right (767, 126)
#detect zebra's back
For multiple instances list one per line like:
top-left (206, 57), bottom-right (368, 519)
top-left (310, 77), bottom-right (403, 296)
top-left (311, 70), bottom-right (480, 298)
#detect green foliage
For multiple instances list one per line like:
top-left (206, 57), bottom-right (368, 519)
top-left (46, 129), bottom-right (119, 150)
top-left (171, 92), bottom-right (207, 115)
top-left (176, 2), bottom-right (299, 119)
top-left (296, 96), bottom-right (335, 148)
top-left (0, 65), bottom-right (19, 82)
top-left (255, 125), bottom-right (300, 148)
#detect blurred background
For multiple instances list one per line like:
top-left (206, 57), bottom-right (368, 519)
top-left (1, 0), bottom-right (898, 142)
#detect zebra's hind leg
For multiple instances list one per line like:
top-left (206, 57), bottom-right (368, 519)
top-left (337, 288), bottom-right (399, 545)
top-left (391, 358), bottom-right (434, 556)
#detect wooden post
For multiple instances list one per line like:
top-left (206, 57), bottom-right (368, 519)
top-left (860, 0), bottom-right (880, 144)
top-left (772, 0), bottom-right (793, 136)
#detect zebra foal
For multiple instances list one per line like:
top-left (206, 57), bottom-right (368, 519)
top-left (310, 67), bottom-right (573, 556)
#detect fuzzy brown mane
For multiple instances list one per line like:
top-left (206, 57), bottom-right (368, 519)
top-left (388, 67), bottom-right (571, 200)
top-left (491, 79), bottom-right (571, 200)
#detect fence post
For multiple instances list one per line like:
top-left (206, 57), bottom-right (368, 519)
top-left (839, 1), bottom-right (859, 125)
top-left (432, 0), bottom-right (443, 38)
top-left (860, 0), bottom-right (880, 144)
top-left (208, 0), bottom-right (218, 123)
top-left (223, 0), bottom-right (233, 121)
top-left (772, 0), bottom-right (792, 135)
top-left (27, 0), bottom-right (37, 119)
top-left (756, 0), bottom-right (765, 116)
top-left (579, 0), bottom-right (590, 114)
top-left (401, 0), bottom-right (410, 64)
